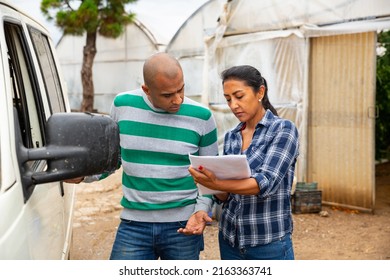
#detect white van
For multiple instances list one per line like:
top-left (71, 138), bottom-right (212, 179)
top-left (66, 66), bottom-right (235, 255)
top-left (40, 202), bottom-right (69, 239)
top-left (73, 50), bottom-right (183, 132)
top-left (0, 1), bottom-right (119, 259)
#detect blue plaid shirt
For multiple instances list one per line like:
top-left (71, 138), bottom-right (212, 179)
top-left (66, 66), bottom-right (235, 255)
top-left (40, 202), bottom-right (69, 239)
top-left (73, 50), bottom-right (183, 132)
top-left (219, 110), bottom-right (299, 248)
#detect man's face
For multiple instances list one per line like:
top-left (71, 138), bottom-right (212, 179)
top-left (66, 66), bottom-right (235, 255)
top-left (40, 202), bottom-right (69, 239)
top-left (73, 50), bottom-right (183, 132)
top-left (142, 71), bottom-right (185, 113)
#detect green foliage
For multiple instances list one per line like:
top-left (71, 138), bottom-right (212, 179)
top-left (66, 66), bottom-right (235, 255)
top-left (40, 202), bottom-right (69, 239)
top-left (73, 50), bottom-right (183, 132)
top-left (376, 30), bottom-right (390, 160)
top-left (41, 0), bottom-right (137, 37)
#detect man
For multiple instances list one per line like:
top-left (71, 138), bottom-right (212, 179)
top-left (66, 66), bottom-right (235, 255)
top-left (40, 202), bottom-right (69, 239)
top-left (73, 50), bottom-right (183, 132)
top-left (108, 52), bottom-right (218, 260)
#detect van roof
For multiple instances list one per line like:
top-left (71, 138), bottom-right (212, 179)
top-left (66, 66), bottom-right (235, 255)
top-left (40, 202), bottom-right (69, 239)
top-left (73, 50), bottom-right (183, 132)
top-left (0, 0), bottom-right (50, 34)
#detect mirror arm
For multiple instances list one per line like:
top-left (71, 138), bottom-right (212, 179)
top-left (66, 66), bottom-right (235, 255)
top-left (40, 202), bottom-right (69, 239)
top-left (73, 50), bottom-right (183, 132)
top-left (27, 146), bottom-right (87, 161)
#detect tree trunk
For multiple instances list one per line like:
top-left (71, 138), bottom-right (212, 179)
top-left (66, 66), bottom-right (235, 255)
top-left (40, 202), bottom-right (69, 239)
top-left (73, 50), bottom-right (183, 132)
top-left (80, 32), bottom-right (97, 112)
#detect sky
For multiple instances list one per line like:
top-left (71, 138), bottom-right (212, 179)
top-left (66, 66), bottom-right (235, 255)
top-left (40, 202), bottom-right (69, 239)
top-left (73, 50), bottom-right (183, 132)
top-left (11, 0), bottom-right (209, 45)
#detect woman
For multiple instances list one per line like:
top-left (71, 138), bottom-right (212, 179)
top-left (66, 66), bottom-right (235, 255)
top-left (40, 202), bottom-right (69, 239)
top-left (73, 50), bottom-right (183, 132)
top-left (188, 65), bottom-right (299, 260)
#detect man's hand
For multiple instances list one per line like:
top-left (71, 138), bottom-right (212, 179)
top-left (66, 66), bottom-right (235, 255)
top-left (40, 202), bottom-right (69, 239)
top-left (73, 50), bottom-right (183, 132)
top-left (177, 210), bottom-right (212, 235)
top-left (64, 177), bottom-right (84, 184)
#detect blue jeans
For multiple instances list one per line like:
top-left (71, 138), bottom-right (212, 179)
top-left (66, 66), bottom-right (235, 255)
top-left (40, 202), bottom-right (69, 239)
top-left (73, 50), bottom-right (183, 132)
top-left (219, 231), bottom-right (294, 260)
top-left (110, 219), bottom-right (204, 260)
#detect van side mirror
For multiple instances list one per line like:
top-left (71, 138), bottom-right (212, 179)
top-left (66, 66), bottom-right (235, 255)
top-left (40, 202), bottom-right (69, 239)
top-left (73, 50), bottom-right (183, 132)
top-left (14, 111), bottom-right (120, 201)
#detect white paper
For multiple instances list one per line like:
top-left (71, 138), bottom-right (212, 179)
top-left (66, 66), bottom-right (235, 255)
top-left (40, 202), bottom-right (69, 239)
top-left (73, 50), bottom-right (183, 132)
top-left (189, 154), bottom-right (251, 195)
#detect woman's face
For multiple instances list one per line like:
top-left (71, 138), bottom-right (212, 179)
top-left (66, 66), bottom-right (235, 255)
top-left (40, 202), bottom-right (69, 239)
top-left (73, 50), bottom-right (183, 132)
top-left (223, 79), bottom-right (265, 123)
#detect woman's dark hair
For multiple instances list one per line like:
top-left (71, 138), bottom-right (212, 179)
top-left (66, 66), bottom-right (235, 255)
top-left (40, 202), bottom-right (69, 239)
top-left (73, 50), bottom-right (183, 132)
top-left (221, 65), bottom-right (278, 116)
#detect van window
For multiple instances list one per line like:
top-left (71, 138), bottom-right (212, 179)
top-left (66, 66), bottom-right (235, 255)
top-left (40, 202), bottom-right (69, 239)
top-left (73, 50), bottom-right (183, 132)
top-left (29, 27), bottom-right (65, 113)
top-left (5, 22), bottom-right (45, 150)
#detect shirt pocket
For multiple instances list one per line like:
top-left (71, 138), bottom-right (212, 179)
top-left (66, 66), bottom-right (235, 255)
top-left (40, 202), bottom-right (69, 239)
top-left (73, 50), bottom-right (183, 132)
top-left (246, 139), bottom-right (267, 165)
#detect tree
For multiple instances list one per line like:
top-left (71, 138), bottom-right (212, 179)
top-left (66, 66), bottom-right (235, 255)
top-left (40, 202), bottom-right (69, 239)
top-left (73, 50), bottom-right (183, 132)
top-left (41, 0), bottom-right (137, 112)
top-left (376, 30), bottom-right (390, 160)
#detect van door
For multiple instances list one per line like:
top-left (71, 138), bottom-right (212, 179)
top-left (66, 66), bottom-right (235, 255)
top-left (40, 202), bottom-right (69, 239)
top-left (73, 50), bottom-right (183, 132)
top-left (0, 16), bottom-right (71, 259)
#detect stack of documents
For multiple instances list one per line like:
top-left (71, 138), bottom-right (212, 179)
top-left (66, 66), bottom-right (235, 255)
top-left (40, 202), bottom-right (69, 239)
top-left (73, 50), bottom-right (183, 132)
top-left (189, 154), bottom-right (251, 195)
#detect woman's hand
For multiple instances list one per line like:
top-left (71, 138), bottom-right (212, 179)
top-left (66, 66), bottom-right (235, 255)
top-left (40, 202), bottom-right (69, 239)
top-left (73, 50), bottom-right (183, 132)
top-left (188, 165), bottom-right (219, 191)
top-left (189, 165), bottom-right (260, 195)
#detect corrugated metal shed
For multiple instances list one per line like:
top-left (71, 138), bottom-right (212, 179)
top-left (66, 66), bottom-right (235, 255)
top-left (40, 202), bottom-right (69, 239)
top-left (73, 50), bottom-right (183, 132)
top-left (308, 32), bottom-right (376, 211)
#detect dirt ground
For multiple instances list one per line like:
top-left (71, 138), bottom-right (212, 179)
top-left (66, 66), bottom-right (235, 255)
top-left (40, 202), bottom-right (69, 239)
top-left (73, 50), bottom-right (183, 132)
top-left (70, 162), bottom-right (390, 260)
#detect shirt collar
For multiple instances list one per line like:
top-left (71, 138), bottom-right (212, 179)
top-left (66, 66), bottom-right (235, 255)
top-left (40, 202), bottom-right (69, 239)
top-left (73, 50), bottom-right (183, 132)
top-left (232, 109), bottom-right (276, 133)
top-left (141, 89), bottom-right (166, 113)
